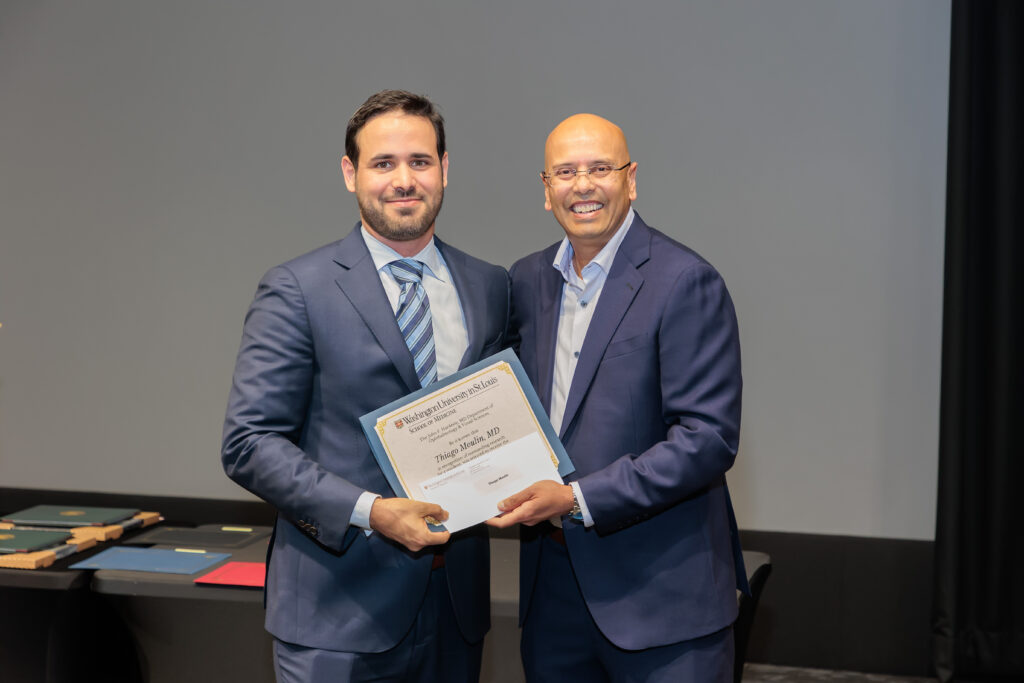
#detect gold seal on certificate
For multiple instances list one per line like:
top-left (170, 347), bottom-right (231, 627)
top-left (360, 350), bottom-right (574, 532)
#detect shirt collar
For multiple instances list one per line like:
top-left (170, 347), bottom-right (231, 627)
top-left (360, 224), bottom-right (447, 282)
top-left (552, 207), bottom-right (635, 282)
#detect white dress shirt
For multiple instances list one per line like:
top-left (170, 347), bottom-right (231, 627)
top-left (550, 208), bottom-right (635, 527)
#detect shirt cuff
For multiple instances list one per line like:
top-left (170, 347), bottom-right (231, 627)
top-left (570, 481), bottom-right (594, 527)
top-left (351, 490), bottom-right (381, 536)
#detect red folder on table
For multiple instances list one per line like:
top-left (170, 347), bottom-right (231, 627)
top-left (194, 561), bottom-right (265, 587)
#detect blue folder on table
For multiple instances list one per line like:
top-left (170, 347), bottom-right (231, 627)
top-left (71, 547), bottom-right (230, 574)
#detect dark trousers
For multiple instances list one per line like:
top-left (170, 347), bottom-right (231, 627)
top-left (522, 533), bottom-right (734, 683)
top-left (273, 567), bottom-right (483, 683)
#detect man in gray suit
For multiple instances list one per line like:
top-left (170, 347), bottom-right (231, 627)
top-left (222, 90), bottom-right (509, 682)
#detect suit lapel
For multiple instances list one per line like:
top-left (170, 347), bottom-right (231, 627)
top-left (559, 219), bottom-right (650, 437)
top-left (437, 238), bottom-right (484, 370)
top-left (535, 244), bottom-right (564, 413)
top-left (332, 226), bottom-right (420, 392)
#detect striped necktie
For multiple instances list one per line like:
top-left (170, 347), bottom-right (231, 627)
top-left (387, 259), bottom-right (438, 387)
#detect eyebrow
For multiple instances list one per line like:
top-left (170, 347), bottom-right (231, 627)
top-left (552, 159), bottom-right (614, 167)
top-left (367, 152), bottom-right (435, 163)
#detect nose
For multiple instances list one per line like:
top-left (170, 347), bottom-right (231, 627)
top-left (572, 169), bottom-right (595, 193)
top-left (392, 164), bottom-right (415, 193)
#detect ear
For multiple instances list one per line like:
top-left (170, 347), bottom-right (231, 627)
top-left (627, 161), bottom-right (638, 201)
top-left (341, 156), bottom-right (357, 192)
top-left (541, 173), bottom-right (553, 212)
top-left (441, 151), bottom-right (449, 188)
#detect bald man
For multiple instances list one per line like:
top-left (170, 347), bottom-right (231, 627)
top-left (488, 114), bottom-right (748, 682)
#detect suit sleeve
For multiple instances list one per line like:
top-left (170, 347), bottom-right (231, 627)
top-left (221, 265), bottom-right (366, 552)
top-left (578, 262), bottom-right (742, 534)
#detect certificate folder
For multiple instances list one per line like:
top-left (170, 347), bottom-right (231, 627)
top-left (70, 547), bottom-right (230, 574)
top-left (359, 349), bottom-right (574, 532)
top-left (2, 505), bottom-right (138, 528)
top-left (194, 561), bottom-right (265, 588)
top-left (0, 529), bottom-right (73, 554)
top-left (124, 526), bottom-right (269, 550)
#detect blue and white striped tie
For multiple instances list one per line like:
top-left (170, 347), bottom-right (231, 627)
top-left (387, 259), bottom-right (438, 387)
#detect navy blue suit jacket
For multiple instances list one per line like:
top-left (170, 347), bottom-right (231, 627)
top-left (222, 225), bottom-right (509, 652)
top-left (511, 214), bottom-right (747, 651)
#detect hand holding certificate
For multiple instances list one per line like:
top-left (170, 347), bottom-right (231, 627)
top-left (360, 349), bottom-right (574, 532)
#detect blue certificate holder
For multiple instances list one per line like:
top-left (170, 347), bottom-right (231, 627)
top-left (71, 547), bottom-right (230, 574)
top-left (359, 349), bottom-right (574, 531)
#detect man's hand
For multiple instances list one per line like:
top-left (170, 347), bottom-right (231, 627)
top-left (485, 480), bottom-right (574, 528)
top-left (369, 498), bottom-right (451, 552)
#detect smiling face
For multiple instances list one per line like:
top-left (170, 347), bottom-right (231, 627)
top-left (342, 111), bottom-right (448, 256)
top-left (542, 114), bottom-right (637, 262)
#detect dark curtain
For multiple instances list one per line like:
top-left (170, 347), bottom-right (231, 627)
top-left (932, 1), bottom-right (1024, 681)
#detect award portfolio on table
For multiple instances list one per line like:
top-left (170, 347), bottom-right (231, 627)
top-left (124, 526), bottom-right (269, 550)
top-left (70, 547), bottom-right (230, 574)
top-left (194, 561), bottom-right (265, 587)
top-left (360, 349), bottom-right (574, 532)
top-left (0, 529), bottom-right (73, 554)
top-left (2, 505), bottom-right (138, 527)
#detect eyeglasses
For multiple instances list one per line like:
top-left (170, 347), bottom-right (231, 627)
top-left (541, 161), bottom-right (632, 183)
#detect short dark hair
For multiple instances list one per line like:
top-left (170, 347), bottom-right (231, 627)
top-left (345, 90), bottom-right (446, 166)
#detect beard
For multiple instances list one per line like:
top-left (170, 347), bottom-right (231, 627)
top-left (357, 188), bottom-right (444, 242)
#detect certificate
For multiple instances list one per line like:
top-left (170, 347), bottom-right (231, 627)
top-left (359, 349), bottom-right (574, 532)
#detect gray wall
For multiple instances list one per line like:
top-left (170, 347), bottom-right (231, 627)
top-left (0, 1), bottom-right (950, 541)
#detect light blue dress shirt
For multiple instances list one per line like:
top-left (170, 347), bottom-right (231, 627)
top-left (550, 208), bottom-right (635, 527)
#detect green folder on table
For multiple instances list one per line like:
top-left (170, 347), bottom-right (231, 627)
top-left (0, 528), bottom-right (73, 554)
top-left (1, 505), bottom-right (138, 528)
